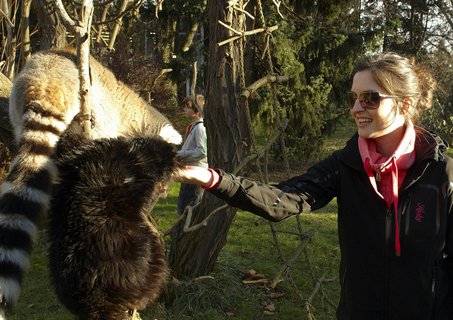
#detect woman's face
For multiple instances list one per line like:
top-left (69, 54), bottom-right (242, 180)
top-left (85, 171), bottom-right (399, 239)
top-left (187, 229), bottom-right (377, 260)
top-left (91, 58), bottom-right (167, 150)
top-left (350, 70), bottom-right (405, 139)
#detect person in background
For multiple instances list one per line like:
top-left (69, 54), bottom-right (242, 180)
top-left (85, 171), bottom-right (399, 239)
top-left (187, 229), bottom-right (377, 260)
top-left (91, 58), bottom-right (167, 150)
top-left (175, 53), bottom-right (453, 319)
top-left (177, 94), bottom-right (208, 215)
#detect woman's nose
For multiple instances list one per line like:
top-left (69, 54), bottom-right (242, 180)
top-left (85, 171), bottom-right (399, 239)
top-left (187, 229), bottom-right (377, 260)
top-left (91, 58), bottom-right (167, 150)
top-left (351, 99), bottom-right (365, 112)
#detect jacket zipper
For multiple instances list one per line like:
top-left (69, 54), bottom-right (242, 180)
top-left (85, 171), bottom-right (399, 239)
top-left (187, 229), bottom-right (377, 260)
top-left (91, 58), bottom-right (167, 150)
top-left (403, 197), bottom-right (411, 236)
top-left (384, 208), bottom-right (392, 319)
top-left (341, 266), bottom-right (347, 292)
top-left (432, 266), bottom-right (437, 293)
top-left (431, 263), bottom-right (438, 318)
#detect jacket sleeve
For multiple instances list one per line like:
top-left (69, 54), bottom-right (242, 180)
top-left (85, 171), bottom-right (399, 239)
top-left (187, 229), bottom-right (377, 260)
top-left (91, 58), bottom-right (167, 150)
top-left (444, 158), bottom-right (453, 279)
top-left (209, 153), bottom-right (340, 222)
top-left (177, 124), bottom-right (207, 161)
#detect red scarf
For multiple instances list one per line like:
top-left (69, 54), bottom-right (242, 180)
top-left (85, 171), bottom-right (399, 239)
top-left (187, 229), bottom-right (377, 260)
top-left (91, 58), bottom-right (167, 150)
top-left (185, 124), bottom-right (193, 140)
top-left (358, 120), bottom-right (416, 256)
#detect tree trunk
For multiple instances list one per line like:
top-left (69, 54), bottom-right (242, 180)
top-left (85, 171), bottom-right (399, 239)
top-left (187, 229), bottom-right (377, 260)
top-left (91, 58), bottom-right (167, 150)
top-left (169, 0), bottom-right (253, 279)
top-left (0, 72), bottom-right (14, 152)
top-left (32, 0), bottom-right (68, 50)
top-left (156, 12), bottom-right (177, 64)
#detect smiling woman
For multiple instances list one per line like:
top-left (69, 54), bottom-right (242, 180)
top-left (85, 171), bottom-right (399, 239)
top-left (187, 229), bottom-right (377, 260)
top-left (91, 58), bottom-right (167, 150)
top-left (175, 52), bottom-right (453, 320)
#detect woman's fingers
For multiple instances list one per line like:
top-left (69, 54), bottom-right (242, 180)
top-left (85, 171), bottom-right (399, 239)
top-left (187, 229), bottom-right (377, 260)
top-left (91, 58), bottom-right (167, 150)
top-left (173, 166), bottom-right (213, 186)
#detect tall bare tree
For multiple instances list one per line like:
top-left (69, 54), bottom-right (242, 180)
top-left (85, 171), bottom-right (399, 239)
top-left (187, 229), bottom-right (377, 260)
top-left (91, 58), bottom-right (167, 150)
top-left (169, 0), bottom-right (253, 278)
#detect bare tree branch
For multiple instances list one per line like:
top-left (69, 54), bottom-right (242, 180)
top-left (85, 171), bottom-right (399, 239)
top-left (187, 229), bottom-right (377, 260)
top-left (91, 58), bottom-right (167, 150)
top-left (20, 0), bottom-right (32, 65)
top-left (54, 0), bottom-right (80, 34)
top-left (182, 21), bottom-right (200, 52)
top-left (218, 20), bottom-right (242, 35)
top-left (233, 118), bottom-right (288, 175)
top-left (190, 61), bottom-right (204, 115)
top-left (68, 0), bottom-right (116, 7)
top-left (241, 75), bottom-right (289, 98)
top-left (217, 25), bottom-right (278, 46)
top-left (148, 68), bottom-right (172, 103)
top-left (270, 234), bottom-right (312, 288)
top-left (92, 0), bottom-right (142, 26)
top-left (304, 273), bottom-right (335, 319)
top-left (190, 61), bottom-right (198, 98)
top-left (0, 8), bottom-right (14, 28)
top-left (272, 0), bottom-right (284, 18)
top-left (91, 25), bottom-right (109, 47)
top-left (108, 0), bottom-right (129, 50)
top-left (1, 0), bottom-right (17, 80)
top-left (232, 5), bottom-right (254, 19)
top-left (183, 204), bottom-right (229, 232)
top-left (155, 0), bottom-right (164, 18)
top-left (96, 2), bottom-right (110, 44)
top-left (77, 0), bottom-right (94, 135)
top-left (54, 0), bottom-right (94, 136)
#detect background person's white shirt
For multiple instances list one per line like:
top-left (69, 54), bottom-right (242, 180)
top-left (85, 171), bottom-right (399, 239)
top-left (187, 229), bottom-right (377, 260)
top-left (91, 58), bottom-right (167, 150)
top-left (177, 119), bottom-right (208, 168)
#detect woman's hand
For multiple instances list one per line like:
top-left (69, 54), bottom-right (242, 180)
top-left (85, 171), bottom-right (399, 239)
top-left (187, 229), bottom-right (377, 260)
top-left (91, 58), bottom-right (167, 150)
top-left (173, 166), bottom-right (214, 187)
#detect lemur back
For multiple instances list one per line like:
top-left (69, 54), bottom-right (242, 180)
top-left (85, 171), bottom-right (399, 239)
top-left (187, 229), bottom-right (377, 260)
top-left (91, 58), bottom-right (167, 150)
top-left (9, 49), bottom-right (182, 142)
top-left (0, 48), bottom-right (182, 314)
top-left (48, 136), bottom-right (175, 320)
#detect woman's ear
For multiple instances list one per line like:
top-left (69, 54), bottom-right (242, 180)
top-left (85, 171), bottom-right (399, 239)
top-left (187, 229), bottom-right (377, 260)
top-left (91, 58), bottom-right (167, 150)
top-left (401, 97), bottom-right (414, 112)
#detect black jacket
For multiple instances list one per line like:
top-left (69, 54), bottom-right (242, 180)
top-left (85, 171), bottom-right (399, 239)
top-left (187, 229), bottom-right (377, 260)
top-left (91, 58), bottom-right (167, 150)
top-left (210, 128), bottom-right (453, 320)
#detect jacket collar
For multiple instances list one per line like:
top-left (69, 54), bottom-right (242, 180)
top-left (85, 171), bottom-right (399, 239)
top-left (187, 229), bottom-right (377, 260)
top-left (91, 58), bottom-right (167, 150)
top-left (337, 126), bottom-right (448, 172)
top-left (336, 133), bottom-right (363, 172)
top-left (413, 126), bottom-right (448, 162)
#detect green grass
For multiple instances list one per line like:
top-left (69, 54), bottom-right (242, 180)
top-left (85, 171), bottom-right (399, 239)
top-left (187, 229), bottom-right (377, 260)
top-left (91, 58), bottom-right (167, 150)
top-left (9, 183), bottom-right (340, 320)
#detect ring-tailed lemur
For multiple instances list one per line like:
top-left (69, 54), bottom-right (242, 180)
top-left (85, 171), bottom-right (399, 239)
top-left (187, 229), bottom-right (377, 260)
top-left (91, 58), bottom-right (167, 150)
top-left (48, 136), bottom-right (175, 320)
top-left (0, 48), bottom-right (182, 315)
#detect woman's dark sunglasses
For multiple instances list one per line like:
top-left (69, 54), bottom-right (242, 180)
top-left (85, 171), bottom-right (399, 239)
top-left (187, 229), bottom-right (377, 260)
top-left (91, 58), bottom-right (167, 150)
top-left (348, 91), bottom-right (398, 110)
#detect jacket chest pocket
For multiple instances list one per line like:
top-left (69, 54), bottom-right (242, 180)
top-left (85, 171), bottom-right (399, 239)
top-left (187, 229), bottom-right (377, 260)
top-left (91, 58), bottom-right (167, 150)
top-left (403, 184), bottom-right (441, 240)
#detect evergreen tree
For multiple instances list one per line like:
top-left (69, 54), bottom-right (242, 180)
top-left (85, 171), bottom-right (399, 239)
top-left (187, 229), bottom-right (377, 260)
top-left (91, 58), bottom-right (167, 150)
top-left (249, 0), bottom-right (378, 160)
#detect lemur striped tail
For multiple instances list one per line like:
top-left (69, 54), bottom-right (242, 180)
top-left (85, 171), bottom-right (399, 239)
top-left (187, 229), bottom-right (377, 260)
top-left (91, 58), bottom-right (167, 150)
top-left (0, 101), bottom-right (73, 313)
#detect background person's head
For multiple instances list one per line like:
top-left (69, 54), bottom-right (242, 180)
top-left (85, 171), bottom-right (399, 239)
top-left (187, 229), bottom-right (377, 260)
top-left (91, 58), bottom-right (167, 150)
top-left (181, 95), bottom-right (205, 120)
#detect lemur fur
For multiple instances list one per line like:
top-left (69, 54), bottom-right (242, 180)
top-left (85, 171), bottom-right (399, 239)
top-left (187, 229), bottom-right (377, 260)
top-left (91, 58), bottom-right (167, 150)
top-left (0, 48), bottom-right (181, 313)
top-left (48, 136), bottom-right (176, 320)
